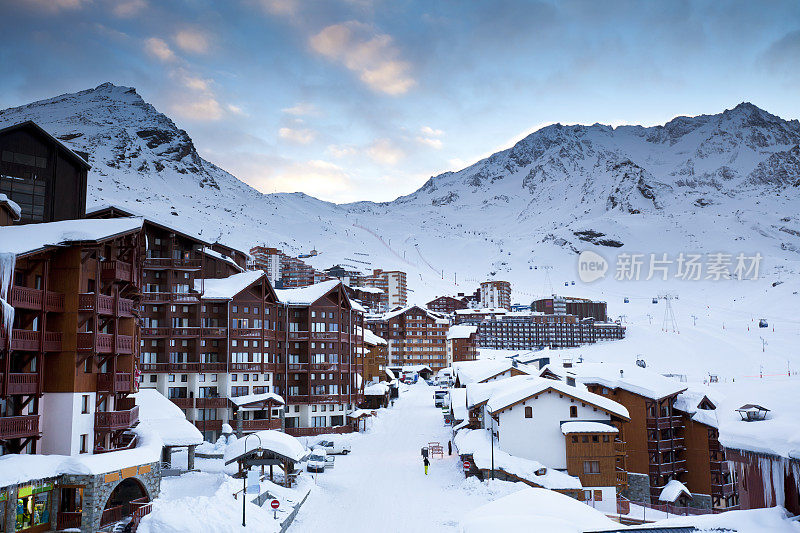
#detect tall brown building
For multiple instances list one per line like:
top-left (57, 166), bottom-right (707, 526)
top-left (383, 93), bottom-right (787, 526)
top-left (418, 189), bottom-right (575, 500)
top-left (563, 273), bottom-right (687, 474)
top-left (533, 296), bottom-right (608, 322)
top-left (1, 217), bottom-right (144, 456)
top-left (358, 269), bottom-right (407, 311)
top-left (427, 296), bottom-right (467, 315)
top-left (366, 306), bottom-right (449, 372)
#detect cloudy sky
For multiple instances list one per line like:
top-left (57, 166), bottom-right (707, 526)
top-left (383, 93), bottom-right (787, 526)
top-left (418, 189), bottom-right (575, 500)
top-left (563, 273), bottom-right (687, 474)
top-left (1, 0), bottom-right (799, 203)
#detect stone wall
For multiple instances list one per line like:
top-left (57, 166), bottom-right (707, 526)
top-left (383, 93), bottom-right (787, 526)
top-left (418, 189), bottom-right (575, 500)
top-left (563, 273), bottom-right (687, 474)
top-left (689, 492), bottom-right (711, 509)
top-left (622, 472), bottom-right (650, 503)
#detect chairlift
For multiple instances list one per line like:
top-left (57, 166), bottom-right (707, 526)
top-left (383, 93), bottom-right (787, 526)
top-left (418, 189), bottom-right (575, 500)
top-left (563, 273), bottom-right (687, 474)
top-left (571, 281), bottom-right (575, 285)
top-left (652, 298), bottom-right (658, 304)
top-left (759, 319), bottom-right (768, 328)
top-left (623, 297), bottom-right (630, 303)
top-left (565, 282), bottom-right (569, 287)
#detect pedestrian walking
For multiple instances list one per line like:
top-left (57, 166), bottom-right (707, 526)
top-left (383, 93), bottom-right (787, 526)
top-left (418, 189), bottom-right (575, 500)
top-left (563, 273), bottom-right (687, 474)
top-left (448, 440), bottom-right (452, 456)
top-left (423, 456), bottom-right (430, 475)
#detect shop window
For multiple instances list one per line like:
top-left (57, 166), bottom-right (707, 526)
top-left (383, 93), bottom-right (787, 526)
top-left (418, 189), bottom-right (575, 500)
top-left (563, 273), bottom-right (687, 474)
top-left (15, 483), bottom-right (53, 530)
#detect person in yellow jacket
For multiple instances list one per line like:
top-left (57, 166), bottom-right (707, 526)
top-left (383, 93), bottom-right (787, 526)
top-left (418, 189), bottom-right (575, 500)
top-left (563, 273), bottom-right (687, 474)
top-left (424, 456), bottom-right (430, 475)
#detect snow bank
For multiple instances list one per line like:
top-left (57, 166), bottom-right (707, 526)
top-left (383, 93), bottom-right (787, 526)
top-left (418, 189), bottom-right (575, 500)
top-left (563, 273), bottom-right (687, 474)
top-left (649, 505), bottom-right (800, 533)
top-left (223, 430), bottom-right (307, 464)
top-left (449, 388), bottom-right (468, 421)
top-left (453, 429), bottom-right (581, 490)
top-left (133, 389), bottom-right (203, 447)
top-left (197, 270), bottom-right (264, 299)
top-left (364, 382), bottom-right (390, 396)
top-left (459, 487), bottom-right (616, 533)
top-left (560, 421), bottom-right (618, 435)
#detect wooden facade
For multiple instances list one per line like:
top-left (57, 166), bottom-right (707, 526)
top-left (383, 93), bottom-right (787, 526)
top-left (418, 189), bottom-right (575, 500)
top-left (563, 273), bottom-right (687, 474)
top-left (1, 221), bottom-right (143, 455)
top-left (0, 121), bottom-right (89, 224)
top-left (366, 306), bottom-right (448, 372)
top-left (564, 430), bottom-right (626, 490)
top-left (426, 296), bottom-right (467, 315)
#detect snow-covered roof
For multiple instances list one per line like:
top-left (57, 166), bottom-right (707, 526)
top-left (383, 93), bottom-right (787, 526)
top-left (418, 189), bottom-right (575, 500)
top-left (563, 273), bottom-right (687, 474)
top-left (0, 193), bottom-right (21, 221)
top-left (453, 429), bottom-right (581, 490)
top-left (393, 364), bottom-right (432, 374)
top-left (0, 426), bottom-right (162, 487)
top-left (466, 376), bottom-right (536, 409)
top-left (487, 376), bottom-right (629, 419)
top-left (560, 421), bottom-right (618, 435)
top-left (86, 204), bottom-right (209, 245)
top-left (460, 487), bottom-right (617, 533)
top-left (360, 327), bottom-right (387, 346)
top-left (202, 247), bottom-right (244, 272)
top-left (674, 386), bottom-right (720, 428)
top-left (364, 382), bottom-right (390, 396)
top-left (347, 409), bottom-right (373, 419)
top-left (714, 379), bottom-right (800, 460)
top-left (659, 479), bottom-right (692, 503)
top-left (350, 285), bottom-right (383, 294)
top-left (0, 217), bottom-right (143, 257)
top-left (547, 362), bottom-right (687, 401)
top-left (223, 430), bottom-right (307, 464)
top-left (447, 324), bottom-right (478, 340)
top-left (454, 308), bottom-right (508, 315)
top-left (449, 388), bottom-right (468, 420)
top-left (453, 359), bottom-right (525, 385)
top-left (196, 270), bottom-right (264, 300)
top-left (228, 392), bottom-right (285, 408)
top-left (377, 305), bottom-right (449, 324)
top-left (133, 389), bottom-right (203, 447)
top-left (275, 279), bottom-right (340, 305)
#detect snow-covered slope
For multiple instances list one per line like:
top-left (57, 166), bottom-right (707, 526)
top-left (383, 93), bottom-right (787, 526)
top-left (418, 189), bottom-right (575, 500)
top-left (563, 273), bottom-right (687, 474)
top-left (2, 85), bottom-right (800, 375)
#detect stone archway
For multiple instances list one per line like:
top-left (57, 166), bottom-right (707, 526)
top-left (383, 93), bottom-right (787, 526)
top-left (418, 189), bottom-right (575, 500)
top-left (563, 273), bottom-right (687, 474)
top-left (101, 477), bottom-right (149, 526)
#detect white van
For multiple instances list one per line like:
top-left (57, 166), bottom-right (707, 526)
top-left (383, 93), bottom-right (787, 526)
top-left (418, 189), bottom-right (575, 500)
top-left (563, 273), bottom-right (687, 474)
top-left (307, 447), bottom-right (328, 472)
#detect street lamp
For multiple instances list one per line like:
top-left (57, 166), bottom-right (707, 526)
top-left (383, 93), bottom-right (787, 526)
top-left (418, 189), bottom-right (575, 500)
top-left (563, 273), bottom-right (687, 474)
top-left (240, 433), bottom-right (262, 527)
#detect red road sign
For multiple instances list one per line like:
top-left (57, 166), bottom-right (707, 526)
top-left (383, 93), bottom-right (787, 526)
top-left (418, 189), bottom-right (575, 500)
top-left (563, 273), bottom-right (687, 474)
top-left (463, 461), bottom-right (471, 470)
top-left (270, 499), bottom-right (280, 509)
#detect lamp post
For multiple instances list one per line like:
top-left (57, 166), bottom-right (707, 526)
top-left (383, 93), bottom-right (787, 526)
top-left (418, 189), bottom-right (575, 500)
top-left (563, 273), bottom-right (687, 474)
top-left (490, 411), bottom-right (495, 481)
top-left (241, 433), bottom-right (262, 527)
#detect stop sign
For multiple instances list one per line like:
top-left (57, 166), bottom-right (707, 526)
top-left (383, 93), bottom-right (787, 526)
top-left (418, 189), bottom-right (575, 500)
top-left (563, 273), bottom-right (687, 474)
top-left (463, 461), bottom-right (471, 471)
top-left (270, 499), bottom-right (280, 510)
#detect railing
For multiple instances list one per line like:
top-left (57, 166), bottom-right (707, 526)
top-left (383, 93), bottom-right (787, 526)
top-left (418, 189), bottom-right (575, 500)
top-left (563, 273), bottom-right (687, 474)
top-left (230, 362), bottom-right (263, 371)
top-left (647, 438), bottom-right (685, 452)
top-left (645, 415), bottom-right (684, 430)
top-left (140, 362), bottom-right (209, 372)
top-left (101, 260), bottom-right (133, 283)
top-left (285, 425), bottom-right (354, 437)
top-left (170, 328), bottom-right (202, 337)
top-left (711, 482), bottom-right (737, 496)
top-left (195, 397), bottom-right (229, 408)
top-left (100, 505), bottom-right (124, 526)
top-left (0, 329), bottom-right (62, 352)
top-left (141, 292), bottom-right (172, 303)
top-left (0, 372), bottom-right (39, 395)
top-left (57, 512), bottom-right (82, 530)
top-left (201, 362), bottom-right (228, 372)
top-left (201, 327), bottom-right (227, 337)
top-left (95, 405), bottom-right (139, 431)
top-left (11, 286), bottom-right (65, 312)
top-left (616, 467), bottom-right (628, 486)
top-left (230, 328), bottom-right (262, 338)
top-left (287, 394), bottom-right (341, 404)
top-left (648, 459), bottom-right (687, 475)
top-left (97, 372), bottom-right (133, 392)
top-left (242, 419), bottom-right (281, 430)
top-left (194, 419), bottom-right (222, 431)
top-left (144, 257), bottom-right (202, 269)
top-left (170, 397), bottom-right (193, 408)
top-left (710, 459), bottom-right (730, 473)
top-left (78, 293), bottom-right (135, 316)
top-left (141, 292), bottom-right (200, 303)
top-left (619, 497), bottom-right (713, 518)
top-left (614, 440), bottom-right (626, 455)
top-left (77, 332), bottom-right (134, 354)
top-left (130, 501), bottom-right (153, 532)
top-left (310, 363), bottom-right (339, 372)
top-left (0, 415), bottom-right (40, 439)
top-left (288, 363), bottom-right (308, 371)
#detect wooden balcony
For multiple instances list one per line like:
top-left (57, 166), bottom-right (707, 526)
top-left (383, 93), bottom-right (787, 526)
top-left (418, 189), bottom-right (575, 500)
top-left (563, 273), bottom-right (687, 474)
top-left (649, 459), bottom-right (687, 476)
top-left (11, 286), bottom-right (64, 312)
top-left (614, 440), bottom-right (626, 455)
top-left (230, 362), bottom-right (263, 372)
top-left (711, 482), bottom-right (737, 497)
top-left (101, 260), bottom-right (133, 283)
top-left (140, 362), bottom-right (222, 372)
top-left (170, 397), bottom-right (194, 409)
top-left (288, 394), bottom-right (342, 404)
top-left (0, 414), bottom-right (40, 439)
top-left (646, 415), bottom-right (684, 430)
top-left (194, 419), bottom-right (222, 431)
top-left (78, 293), bottom-right (135, 317)
top-left (310, 363), bottom-right (340, 372)
top-left (616, 468), bottom-right (628, 487)
top-left (0, 329), bottom-right (62, 352)
top-left (195, 397), bottom-right (229, 408)
top-left (77, 332), bottom-right (134, 354)
top-left (242, 419), bottom-right (281, 431)
top-left (144, 257), bottom-right (203, 270)
top-left (141, 292), bottom-right (200, 303)
top-left (647, 437), bottom-right (686, 452)
top-left (285, 425), bottom-right (354, 437)
top-left (141, 292), bottom-right (172, 303)
top-left (95, 405), bottom-right (139, 431)
top-left (710, 459), bottom-right (730, 473)
top-left (56, 512), bottom-right (82, 530)
top-left (97, 372), bottom-right (134, 393)
top-left (0, 372), bottom-right (40, 395)
top-left (201, 327), bottom-right (227, 338)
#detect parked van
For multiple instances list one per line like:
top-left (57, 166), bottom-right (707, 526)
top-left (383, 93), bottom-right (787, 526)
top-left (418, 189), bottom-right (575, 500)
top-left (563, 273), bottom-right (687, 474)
top-left (434, 390), bottom-right (448, 408)
top-left (307, 447), bottom-right (328, 472)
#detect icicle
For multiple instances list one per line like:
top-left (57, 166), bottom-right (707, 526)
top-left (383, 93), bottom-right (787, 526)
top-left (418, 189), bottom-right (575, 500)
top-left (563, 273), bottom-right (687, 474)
top-left (0, 252), bottom-right (16, 347)
top-left (773, 457), bottom-right (786, 507)
top-left (759, 456), bottom-right (774, 507)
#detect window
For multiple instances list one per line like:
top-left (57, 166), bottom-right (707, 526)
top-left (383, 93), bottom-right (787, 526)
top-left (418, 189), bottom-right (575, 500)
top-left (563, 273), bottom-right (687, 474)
top-left (583, 461), bottom-right (600, 474)
top-left (80, 434), bottom-right (88, 453)
top-left (569, 406), bottom-right (578, 418)
top-left (582, 435), bottom-right (589, 443)
top-left (524, 406), bottom-right (532, 418)
top-left (594, 490), bottom-right (602, 501)
top-left (81, 395), bottom-right (90, 414)
top-left (592, 435), bottom-right (599, 443)
top-left (602, 435), bottom-right (609, 443)
top-left (571, 436), bottom-right (578, 443)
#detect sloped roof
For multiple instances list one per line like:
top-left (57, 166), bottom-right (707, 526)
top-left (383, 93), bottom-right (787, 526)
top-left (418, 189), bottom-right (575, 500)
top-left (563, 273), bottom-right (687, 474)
top-left (0, 120), bottom-right (90, 169)
top-left (133, 389), bottom-right (203, 446)
top-left (0, 217), bottom-right (143, 257)
top-left (544, 362), bottom-right (687, 401)
top-left (196, 270), bottom-right (265, 300)
top-left (447, 324), bottom-right (478, 340)
top-left (223, 429), bottom-right (307, 464)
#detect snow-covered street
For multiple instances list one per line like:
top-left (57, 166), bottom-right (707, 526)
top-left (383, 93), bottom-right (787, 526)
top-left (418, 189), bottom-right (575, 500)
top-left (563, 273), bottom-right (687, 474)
top-left (291, 382), bottom-right (519, 533)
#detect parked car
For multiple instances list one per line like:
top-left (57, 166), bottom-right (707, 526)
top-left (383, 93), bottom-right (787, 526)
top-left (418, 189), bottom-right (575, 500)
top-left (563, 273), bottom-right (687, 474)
top-left (403, 372), bottom-right (418, 384)
top-left (307, 447), bottom-right (329, 472)
top-left (316, 438), bottom-right (351, 455)
top-left (434, 390), bottom-right (448, 408)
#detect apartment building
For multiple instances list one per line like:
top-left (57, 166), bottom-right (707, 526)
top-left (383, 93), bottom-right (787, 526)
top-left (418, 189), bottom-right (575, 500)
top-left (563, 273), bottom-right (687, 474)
top-left (427, 295), bottom-right (467, 315)
top-left (480, 280), bottom-right (511, 310)
top-left (361, 328), bottom-right (388, 384)
top-left (343, 285), bottom-right (384, 314)
top-left (543, 362), bottom-right (739, 511)
top-left (365, 305), bottom-right (449, 372)
top-left (446, 325), bottom-right (479, 366)
top-left (358, 269), bottom-right (407, 311)
top-left (533, 296), bottom-right (608, 322)
top-left (249, 246), bottom-right (282, 284)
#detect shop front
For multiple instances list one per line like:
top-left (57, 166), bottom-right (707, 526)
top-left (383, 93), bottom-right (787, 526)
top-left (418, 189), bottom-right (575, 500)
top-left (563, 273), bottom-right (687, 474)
top-left (12, 481), bottom-right (53, 533)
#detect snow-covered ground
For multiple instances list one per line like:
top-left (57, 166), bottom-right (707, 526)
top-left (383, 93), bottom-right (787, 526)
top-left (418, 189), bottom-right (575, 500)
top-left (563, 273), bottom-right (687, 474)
top-left (290, 382), bottom-right (524, 533)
